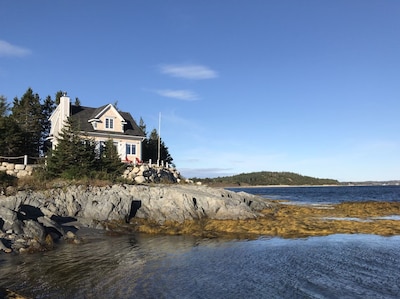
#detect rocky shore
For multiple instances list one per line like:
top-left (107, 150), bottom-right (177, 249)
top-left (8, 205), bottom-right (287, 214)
top-left (0, 184), bottom-right (271, 253)
top-left (1, 184), bottom-right (400, 254)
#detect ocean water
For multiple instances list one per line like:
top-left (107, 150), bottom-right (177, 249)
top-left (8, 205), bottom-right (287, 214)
top-left (228, 185), bottom-right (400, 204)
top-left (1, 186), bottom-right (400, 299)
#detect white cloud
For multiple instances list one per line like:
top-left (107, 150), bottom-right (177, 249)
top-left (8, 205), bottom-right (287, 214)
top-left (0, 40), bottom-right (31, 57)
top-left (159, 64), bottom-right (218, 79)
top-left (156, 89), bottom-right (199, 101)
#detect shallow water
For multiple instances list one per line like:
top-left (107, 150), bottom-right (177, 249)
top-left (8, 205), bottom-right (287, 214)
top-left (1, 230), bottom-right (400, 298)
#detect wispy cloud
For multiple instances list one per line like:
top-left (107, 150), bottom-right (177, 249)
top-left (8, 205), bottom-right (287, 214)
top-left (156, 89), bottom-right (199, 101)
top-left (159, 64), bottom-right (218, 79)
top-left (0, 40), bottom-right (31, 57)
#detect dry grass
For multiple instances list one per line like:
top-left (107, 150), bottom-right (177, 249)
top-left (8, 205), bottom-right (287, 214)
top-left (14, 176), bottom-right (120, 192)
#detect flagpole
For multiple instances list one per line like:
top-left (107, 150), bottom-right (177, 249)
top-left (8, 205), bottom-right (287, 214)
top-left (157, 112), bottom-right (161, 166)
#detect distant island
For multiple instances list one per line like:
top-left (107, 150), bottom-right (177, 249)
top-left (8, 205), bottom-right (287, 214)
top-left (191, 171), bottom-right (339, 187)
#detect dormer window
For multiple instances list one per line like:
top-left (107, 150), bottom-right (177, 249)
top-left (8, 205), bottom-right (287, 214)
top-left (105, 117), bottom-right (114, 129)
top-left (88, 118), bottom-right (100, 130)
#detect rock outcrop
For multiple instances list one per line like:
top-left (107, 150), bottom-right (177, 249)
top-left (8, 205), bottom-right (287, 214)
top-left (121, 164), bottom-right (182, 184)
top-left (0, 184), bottom-right (272, 253)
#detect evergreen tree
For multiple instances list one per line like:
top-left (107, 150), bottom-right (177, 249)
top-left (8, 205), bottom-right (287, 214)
top-left (139, 118), bottom-right (174, 165)
top-left (112, 100), bottom-right (120, 111)
top-left (74, 97), bottom-right (81, 106)
top-left (142, 128), bottom-right (173, 164)
top-left (139, 117), bottom-right (147, 136)
top-left (0, 95), bottom-right (23, 157)
top-left (41, 95), bottom-right (56, 155)
top-left (8, 88), bottom-right (56, 158)
top-left (0, 95), bottom-right (9, 117)
top-left (46, 117), bottom-right (96, 179)
top-left (98, 138), bottom-right (124, 179)
top-left (159, 138), bottom-right (173, 164)
top-left (11, 88), bottom-right (44, 158)
top-left (55, 91), bottom-right (63, 105)
top-left (0, 116), bottom-right (24, 157)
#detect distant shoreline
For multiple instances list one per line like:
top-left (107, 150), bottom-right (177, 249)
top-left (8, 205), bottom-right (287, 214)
top-left (224, 184), bottom-right (341, 188)
top-left (220, 183), bottom-right (399, 189)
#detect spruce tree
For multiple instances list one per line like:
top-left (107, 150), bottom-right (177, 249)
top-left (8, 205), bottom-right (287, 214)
top-left (139, 117), bottom-right (147, 136)
top-left (142, 128), bottom-right (173, 164)
top-left (54, 91), bottom-right (63, 105)
top-left (41, 95), bottom-right (56, 155)
top-left (0, 116), bottom-right (24, 157)
top-left (0, 95), bottom-right (9, 117)
top-left (98, 138), bottom-right (124, 179)
top-left (0, 95), bottom-right (24, 157)
top-left (46, 117), bottom-right (96, 179)
top-left (11, 88), bottom-right (44, 158)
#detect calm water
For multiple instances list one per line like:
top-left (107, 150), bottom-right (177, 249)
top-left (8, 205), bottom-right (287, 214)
top-left (228, 185), bottom-right (400, 204)
top-left (1, 186), bottom-right (400, 298)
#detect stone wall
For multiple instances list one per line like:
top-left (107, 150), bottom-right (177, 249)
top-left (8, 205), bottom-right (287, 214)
top-left (0, 161), bottom-right (187, 184)
top-left (0, 162), bottom-right (34, 178)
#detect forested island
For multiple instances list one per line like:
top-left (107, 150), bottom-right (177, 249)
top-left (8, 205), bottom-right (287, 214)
top-left (191, 171), bottom-right (339, 187)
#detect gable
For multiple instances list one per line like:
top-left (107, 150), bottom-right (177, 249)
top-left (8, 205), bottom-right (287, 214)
top-left (70, 104), bottom-right (145, 138)
top-left (88, 105), bottom-right (124, 132)
top-left (91, 104), bottom-right (125, 122)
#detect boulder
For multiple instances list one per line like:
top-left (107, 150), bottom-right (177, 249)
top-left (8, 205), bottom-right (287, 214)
top-left (134, 176), bottom-right (146, 184)
top-left (0, 206), bottom-right (18, 231)
top-left (14, 164), bottom-right (25, 170)
top-left (6, 170), bottom-right (15, 176)
top-left (25, 165), bottom-right (34, 172)
top-left (22, 220), bottom-right (46, 242)
top-left (140, 165), bottom-right (149, 172)
top-left (37, 216), bottom-right (65, 237)
top-left (16, 170), bottom-right (28, 178)
top-left (5, 163), bottom-right (14, 170)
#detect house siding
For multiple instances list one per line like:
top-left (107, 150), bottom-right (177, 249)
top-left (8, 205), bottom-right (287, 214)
top-left (48, 94), bottom-right (145, 162)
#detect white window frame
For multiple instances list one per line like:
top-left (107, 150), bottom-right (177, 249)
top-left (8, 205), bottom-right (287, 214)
top-left (105, 117), bottom-right (114, 129)
top-left (126, 143), bottom-right (136, 155)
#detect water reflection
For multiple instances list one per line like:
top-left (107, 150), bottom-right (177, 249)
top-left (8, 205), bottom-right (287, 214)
top-left (1, 231), bottom-right (400, 298)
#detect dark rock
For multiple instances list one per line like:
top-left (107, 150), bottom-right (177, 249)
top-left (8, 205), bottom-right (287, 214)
top-left (0, 238), bottom-right (12, 253)
top-left (0, 207), bottom-right (18, 232)
top-left (22, 220), bottom-right (46, 242)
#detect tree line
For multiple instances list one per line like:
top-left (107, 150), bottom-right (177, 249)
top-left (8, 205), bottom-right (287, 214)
top-left (0, 88), bottom-right (55, 160)
top-left (194, 171), bottom-right (339, 186)
top-left (0, 88), bottom-right (173, 181)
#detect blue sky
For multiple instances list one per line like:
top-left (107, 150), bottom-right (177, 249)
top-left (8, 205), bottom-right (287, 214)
top-left (1, 1), bottom-right (400, 182)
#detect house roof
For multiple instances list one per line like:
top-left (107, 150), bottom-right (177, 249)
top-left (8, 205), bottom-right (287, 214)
top-left (70, 104), bottom-right (145, 138)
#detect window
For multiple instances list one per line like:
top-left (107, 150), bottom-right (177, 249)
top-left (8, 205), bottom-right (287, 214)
top-left (105, 117), bottom-right (114, 129)
top-left (95, 141), bottom-right (106, 158)
top-left (96, 141), bottom-right (119, 158)
top-left (126, 144), bottom-right (136, 155)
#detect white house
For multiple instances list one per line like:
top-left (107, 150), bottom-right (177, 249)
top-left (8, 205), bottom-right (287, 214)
top-left (48, 93), bottom-right (146, 163)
